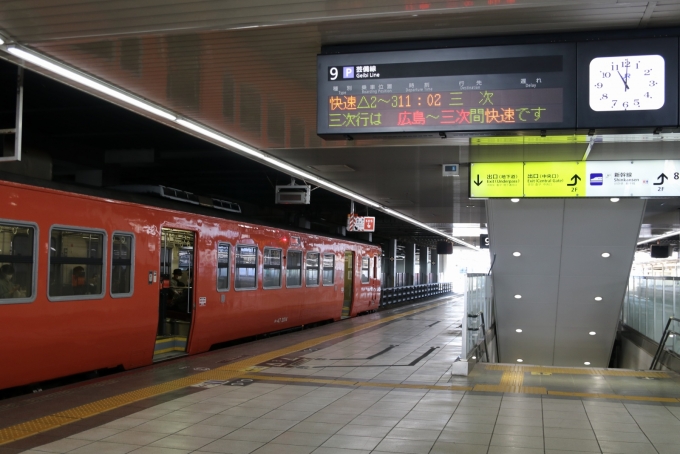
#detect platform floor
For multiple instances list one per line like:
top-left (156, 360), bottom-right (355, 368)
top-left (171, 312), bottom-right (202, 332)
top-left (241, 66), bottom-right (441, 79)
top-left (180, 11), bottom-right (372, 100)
top-left (2, 295), bottom-right (680, 454)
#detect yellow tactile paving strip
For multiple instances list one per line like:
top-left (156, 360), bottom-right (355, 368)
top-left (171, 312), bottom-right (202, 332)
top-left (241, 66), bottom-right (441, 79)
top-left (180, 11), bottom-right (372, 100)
top-left (0, 300), bottom-right (448, 445)
top-left (472, 384), bottom-right (548, 394)
top-left (500, 371), bottom-right (525, 387)
top-left (486, 364), bottom-right (670, 378)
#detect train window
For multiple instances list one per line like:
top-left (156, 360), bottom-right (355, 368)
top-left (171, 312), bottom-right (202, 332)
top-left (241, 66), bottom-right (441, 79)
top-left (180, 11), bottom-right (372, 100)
top-left (217, 242), bottom-right (230, 291)
top-left (286, 250), bottom-right (302, 288)
top-left (361, 257), bottom-right (370, 284)
top-left (48, 227), bottom-right (106, 300)
top-left (306, 252), bottom-right (320, 287)
top-left (263, 248), bottom-right (282, 289)
top-left (322, 254), bottom-right (334, 286)
top-left (0, 221), bottom-right (37, 304)
top-left (111, 233), bottom-right (134, 297)
top-left (235, 245), bottom-right (257, 290)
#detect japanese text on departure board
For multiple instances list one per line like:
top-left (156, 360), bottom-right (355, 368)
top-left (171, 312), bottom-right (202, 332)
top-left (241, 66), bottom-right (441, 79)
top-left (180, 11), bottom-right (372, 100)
top-left (328, 88), bottom-right (562, 128)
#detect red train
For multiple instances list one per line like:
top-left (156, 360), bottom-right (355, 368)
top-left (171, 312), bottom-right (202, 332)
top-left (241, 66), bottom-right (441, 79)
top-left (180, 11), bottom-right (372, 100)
top-left (0, 178), bottom-right (382, 391)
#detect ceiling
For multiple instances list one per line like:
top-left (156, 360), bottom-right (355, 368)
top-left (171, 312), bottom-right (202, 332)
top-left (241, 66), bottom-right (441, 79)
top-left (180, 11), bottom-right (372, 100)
top-left (1, 0), bottom-right (680, 247)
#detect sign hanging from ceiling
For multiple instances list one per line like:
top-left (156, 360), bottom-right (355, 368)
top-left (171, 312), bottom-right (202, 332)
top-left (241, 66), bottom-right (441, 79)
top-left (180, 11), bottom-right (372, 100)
top-left (470, 160), bottom-right (680, 198)
top-left (347, 214), bottom-right (376, 232)
top-left (318, 36), bottom-right (680, 139)
top-left (317, 43), bottom-right (577, 139)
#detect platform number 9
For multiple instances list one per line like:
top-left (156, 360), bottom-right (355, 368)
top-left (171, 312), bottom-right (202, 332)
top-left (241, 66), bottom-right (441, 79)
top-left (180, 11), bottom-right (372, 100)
top-left (329, 67), bottom-right (339, 81)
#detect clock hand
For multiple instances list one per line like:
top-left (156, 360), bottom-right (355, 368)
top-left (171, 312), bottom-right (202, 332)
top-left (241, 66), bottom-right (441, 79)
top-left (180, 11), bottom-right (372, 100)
top-left (617, 70), bottom-right (630, 91)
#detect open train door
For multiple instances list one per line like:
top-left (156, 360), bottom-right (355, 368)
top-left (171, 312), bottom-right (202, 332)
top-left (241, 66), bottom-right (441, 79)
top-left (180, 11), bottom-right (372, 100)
top-left (155, 228), bottom-right (195, 361)
top-left (342, 251), bottom-right (354, 318)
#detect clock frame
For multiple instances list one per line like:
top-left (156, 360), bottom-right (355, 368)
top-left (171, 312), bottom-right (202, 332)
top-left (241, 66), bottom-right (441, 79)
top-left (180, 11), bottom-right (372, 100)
top-left (576, 38), bottom-right (678, 129)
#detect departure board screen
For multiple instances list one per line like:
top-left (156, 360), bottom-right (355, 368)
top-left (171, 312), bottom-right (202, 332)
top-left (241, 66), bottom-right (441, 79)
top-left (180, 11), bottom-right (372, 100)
top-left (317, 44), bottom-right (576, 139)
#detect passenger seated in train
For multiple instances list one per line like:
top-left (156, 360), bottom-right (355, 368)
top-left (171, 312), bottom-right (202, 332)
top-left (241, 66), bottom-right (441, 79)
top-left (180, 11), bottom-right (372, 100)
top-left (171, 269), bottom-right (185, 288)
top-left (0, 264), bottom-right (22, 299)
top-left (71, 266), bottom-right (87, 295)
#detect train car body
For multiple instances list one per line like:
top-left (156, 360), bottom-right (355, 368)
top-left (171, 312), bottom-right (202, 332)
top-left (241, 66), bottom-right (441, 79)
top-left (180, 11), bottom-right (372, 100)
top-left (0, 179), bottom-right (381, 391)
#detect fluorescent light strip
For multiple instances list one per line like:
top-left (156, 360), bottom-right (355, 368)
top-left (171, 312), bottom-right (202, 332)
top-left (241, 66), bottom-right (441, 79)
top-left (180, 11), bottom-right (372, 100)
top-left (176, 119), bottom-right (264, 159)
top-left (6, 46), bottom-right (177, 121)
top-left (637, 230), bottom-right (680, 245)
top-left (383, 208), bottom-right (477, 249)
top-left (3, 45), bottom-right (478, 250)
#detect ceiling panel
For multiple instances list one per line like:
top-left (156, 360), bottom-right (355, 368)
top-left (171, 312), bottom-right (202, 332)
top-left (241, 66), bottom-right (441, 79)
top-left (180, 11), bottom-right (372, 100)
top-left (0, 0), bottom-right (678, 241)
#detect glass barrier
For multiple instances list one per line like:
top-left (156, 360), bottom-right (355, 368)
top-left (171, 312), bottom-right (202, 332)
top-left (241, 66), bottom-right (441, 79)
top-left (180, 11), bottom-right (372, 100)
top-left (463, 273), bottom-right (494, 359)
top-left (623, 276), bottom-right (680, 355)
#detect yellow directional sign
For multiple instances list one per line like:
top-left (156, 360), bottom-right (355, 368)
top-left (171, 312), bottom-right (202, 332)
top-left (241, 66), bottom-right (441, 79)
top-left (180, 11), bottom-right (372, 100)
top-left (469, 162), bottom-right (524, 198)
top-left (524, 161), bottom-right (586, 197)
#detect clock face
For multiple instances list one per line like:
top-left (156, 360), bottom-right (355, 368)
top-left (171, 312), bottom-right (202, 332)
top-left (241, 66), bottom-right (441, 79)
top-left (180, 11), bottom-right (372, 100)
top-left (589, 55), bottom-right (665, 111)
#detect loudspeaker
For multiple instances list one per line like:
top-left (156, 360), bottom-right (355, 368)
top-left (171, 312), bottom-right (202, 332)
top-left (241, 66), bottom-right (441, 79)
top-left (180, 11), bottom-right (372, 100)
top-left (437, 241), bottom-right (453, 254)
top-left (651, 244), bottom-right (671, 258)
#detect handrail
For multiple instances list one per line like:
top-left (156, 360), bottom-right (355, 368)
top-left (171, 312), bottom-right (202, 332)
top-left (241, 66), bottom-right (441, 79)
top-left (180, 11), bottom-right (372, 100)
top-left (650, 316), bottom-right (680, 370)
top-left (467, 311), bottom-right (490, 362)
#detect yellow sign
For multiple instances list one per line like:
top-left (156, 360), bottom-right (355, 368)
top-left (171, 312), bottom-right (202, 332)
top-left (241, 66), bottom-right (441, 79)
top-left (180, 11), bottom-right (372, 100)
top-left (469, 162), bottom-right (524, 198)
top-left (524, 161), bottom-right (586, 197)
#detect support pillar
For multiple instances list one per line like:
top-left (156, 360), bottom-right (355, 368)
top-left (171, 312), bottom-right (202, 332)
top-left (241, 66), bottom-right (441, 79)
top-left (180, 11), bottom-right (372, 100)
top-left (431, 253), bottom-right (439, 283)
top-left (404, 243), bottom-right (416, 286)
top-left (386, 238), bottom-right (397, 288)
top-left (420, 247), bottom-right (430, 284)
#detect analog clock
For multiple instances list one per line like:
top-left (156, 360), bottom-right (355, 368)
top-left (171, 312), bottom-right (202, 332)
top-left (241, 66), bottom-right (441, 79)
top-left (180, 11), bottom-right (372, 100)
top-left (589, 55), bottom-right (665, 111)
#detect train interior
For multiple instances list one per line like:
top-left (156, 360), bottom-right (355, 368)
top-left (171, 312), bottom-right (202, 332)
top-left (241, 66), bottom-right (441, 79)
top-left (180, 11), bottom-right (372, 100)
top-left (155, 227), bottom-right (194, 361)
top-left (342, 251), bottom-right (353, 318)
top-left (0, 223), bottom-right (34, 300)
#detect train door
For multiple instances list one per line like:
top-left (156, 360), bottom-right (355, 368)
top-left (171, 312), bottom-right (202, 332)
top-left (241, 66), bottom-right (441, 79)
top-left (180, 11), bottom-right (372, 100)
top-left (342, 251), bottom-right (354, 318)
top-left (155, 228), bottom-right (195, 361)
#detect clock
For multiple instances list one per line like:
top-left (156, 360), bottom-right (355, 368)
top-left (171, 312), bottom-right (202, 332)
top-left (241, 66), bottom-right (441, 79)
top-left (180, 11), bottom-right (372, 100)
top-left (589, 55), bottom-right (665, 111)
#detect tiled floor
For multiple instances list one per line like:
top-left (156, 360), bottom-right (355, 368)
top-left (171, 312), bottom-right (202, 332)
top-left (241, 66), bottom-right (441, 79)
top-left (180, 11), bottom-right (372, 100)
top-left (21, 383), bottom-right (680, 454)
top-left (4, 296), bottom-right (680, 454)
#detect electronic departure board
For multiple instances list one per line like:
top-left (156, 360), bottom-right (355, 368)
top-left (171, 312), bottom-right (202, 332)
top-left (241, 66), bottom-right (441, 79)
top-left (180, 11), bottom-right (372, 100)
top-left (317, 44), bottom-right (576, 139)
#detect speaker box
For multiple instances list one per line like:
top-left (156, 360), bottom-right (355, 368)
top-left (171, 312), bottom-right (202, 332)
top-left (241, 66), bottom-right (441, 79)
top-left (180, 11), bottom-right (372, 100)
top-left (437, 241), bottom-right (453, 254)
top-left (651, 244), bottom-right (672, 258)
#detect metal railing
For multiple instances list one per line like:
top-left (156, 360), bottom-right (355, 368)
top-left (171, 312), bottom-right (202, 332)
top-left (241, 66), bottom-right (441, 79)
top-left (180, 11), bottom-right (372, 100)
top-left (623, 276), bottom-right (680, 345)
top-left (463, 273), bottom-right (496, 361)
top-left (380, 282), bottom-right (452, 307)
top-left (650, 317), bottom-right (680, 370)
top-left (623, 276), bottom-right (680, 361)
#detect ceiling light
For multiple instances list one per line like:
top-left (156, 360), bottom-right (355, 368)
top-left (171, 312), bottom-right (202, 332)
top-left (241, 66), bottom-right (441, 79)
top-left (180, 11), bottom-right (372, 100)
top-left (513, 252), bottom-right (521, 257)
top-left (472, 356), bottom-right (476, 359)
top-left (0, 37), bottom-right (4, 46)
top-left (584, 362), bottom-right (591, 365)
top-left (516, 329), bottom-right (523, 333)
top-left (601, 252), bottom-right (610, 258)
top-left (589, 331), bottom-right (596, 336)
top-left (610, 198), bottom-right (620, 202)
top-left (517, 359), bottom-right (523, 363)
top-left (511, 198), bottom-right (520, 203)
top-left (4, 46), bottom-right (479, 251)
top-left (7, 46), bottom-right (177, 121)
top-left (594, 296), bottom-right (603, 301)
top-left (514, 294), bottom-right (522, 299)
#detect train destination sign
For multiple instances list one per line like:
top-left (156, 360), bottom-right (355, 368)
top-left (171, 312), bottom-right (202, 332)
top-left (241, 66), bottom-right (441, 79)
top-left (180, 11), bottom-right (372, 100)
top-left (317, 43), bottom-right (576, 138)
top-left (470, 160), bottom-right (680, 198)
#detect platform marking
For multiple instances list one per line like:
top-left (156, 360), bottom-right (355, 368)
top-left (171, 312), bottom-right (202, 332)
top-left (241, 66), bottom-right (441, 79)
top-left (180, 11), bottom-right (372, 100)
top-left (486, 364), bottom-right (670, 378)
top-left (230, 374), bottom-right (677, 402)
top-left (238, 373), bottom-right (472, 392)
top-left (0, 298), bottom-right (450, 445)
